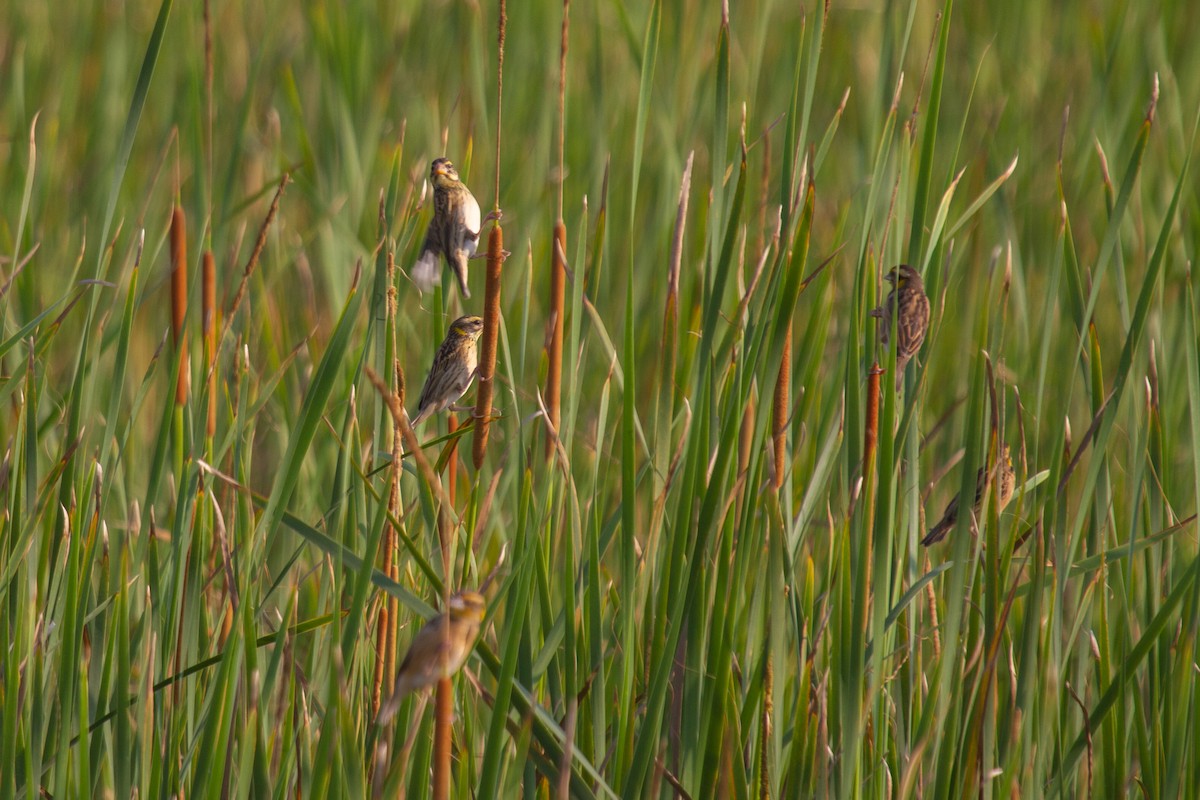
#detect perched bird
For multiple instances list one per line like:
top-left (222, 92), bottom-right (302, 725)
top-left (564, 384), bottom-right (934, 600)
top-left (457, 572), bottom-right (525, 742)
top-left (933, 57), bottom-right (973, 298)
top-left (410, 315), bottom-right (485, 427)
top-left (377, 591), bottom-right (487, 724)
top-left (922, 443), bottom-right (1016, 546)
top-left (870, 264), bottom-right (931, 391)
top-left (412, 158), bottom-right (491, 299)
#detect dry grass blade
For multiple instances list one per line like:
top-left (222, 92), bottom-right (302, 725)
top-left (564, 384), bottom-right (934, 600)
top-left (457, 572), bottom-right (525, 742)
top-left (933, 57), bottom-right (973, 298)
top-left (222, 172), bottom-right (290, 345)
top-left (1057, 390), bottom-right (1114, 495)
top-left (365, 366), bottom-right (457, 518)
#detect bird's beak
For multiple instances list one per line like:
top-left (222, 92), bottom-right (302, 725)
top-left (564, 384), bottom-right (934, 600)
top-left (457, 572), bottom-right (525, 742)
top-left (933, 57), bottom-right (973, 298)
top-left (434, 163), bottom-right (449, 177)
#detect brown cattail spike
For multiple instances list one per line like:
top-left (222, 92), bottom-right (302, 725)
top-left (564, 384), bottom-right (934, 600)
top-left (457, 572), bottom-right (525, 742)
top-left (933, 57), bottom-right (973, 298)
top-left (472, 224), bottom-right (504, 469)
top-left (170, 206), bottom-right (189, 405)
top-left (865, 362), bottom-right (882, 468)
top-left (772, 321), bottom-right (791, 490)
top-left (546, 221), bottom-right (566, 458)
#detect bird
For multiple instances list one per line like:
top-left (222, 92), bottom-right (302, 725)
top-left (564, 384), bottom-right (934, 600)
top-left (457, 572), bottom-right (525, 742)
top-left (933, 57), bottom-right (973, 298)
top-left (412, 158), bottom-right (494, 299)
top-left (869, 264), bottom-right (930, 391)
top-left (409, 315), bottom-right (485, 427)
top-left (922, 443), bottom-right (1016, 546)
top-left (377, 590), bottom-right (487, 725)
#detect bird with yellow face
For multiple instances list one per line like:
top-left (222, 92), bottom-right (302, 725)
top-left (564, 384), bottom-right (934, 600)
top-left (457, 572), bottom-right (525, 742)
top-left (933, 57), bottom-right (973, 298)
top-left (377, 591), bottom-right (487, 724)
top-left (412, 158), bottom-right (494, 299)
top-left (870, 264), bottom-right (931, 391)
top-left (409, 315), bottom-right (485, 427)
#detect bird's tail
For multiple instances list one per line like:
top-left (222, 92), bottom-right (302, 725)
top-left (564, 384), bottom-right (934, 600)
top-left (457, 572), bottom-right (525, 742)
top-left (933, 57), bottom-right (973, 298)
top-left (408, 406), bottom-right (430, 428)
top-left (376, 696), bottom-right (399, 725)
top-left (921, 520), bottom-right (951, 546)
top-left (894, 356), bottom-right (909, 392)
top-left (412, 249), bottom-right (441, 293)
top-left (450, 252), bottom-right (471, 299)
top-left (376, 686), bottom-right (408, 725)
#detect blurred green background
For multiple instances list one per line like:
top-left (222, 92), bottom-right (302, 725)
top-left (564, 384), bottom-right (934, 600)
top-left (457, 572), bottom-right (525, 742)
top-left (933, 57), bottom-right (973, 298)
top-left (3, 0), bottom-right (1199, 796)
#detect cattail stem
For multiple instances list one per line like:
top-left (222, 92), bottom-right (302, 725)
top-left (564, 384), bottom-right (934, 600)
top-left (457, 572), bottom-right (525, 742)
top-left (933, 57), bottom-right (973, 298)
top-left (862, 363), bottom-right (883, 593)
top-left (553, 0), bottom-right (569, 368)
top-left (759, 628), bottom-right (773, 799)
top-left (557, 1), bottom-right (569, 219)
top-left (445, 413), bottom-right (459, 585)
top-left (472, 225), bottom-right (504, 469)
top-left (493, 1), bottom-right (506, 210)
top-left (170, 206), bottom-right (189, 406)
top-left (448, 414), bottom-right (459, 503)
top-left (203, 0), bottom-right (214, 209)
top-left (372, 603), bottom-right (389, 716)
top-left (433, 676), bottom-right (454, 800)
top-left (373, 399), bottom-right (402, 715)
top-left (474, 0), bottom-right (506, 470)
top-left (372, 244), bottom-right (401, 717)
top-left (771, 322), bottom-right (791, 490)
top-left (202, 250), bottom-right (216, 437)
top-left (546, 221), bottom-right (566, 458)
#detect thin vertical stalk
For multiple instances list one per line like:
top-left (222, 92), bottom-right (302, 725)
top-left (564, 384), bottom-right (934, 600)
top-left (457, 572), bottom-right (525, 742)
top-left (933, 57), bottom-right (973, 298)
top-left (372, 247), bottom-right (400, 716)
top-left (545, 0), bottom-right (569, 458)
top-left (203, 0), bottom-right (213, 212)
top-left (663, 152), bottom-right (692, 415)
top-left (202, 250), bottom-right (216, 438)
top-left (473, 0), bottom-right (506, 469)
top-left (219, 172), bottom-right (288, 355)
top-left (447, 414), bottom-right (459, 518)
top-left (170, 205), bottom-right (189, 407)
top-left (736, 388), bottom-right (755, 522)
top-left (547, 222), bottom-right (566, 457)
top-left (493, 0), bottom-right (505, 212)
top-left (759, 624), bottom-right (774, 800)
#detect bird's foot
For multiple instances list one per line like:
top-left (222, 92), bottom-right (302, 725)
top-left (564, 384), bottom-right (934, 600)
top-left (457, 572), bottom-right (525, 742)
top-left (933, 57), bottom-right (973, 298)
top-left (469, 249), bottom-right (511, 261)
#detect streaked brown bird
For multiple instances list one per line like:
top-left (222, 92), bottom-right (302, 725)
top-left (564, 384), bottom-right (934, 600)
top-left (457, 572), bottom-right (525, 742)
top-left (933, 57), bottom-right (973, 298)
top-left (922, 443), bottom-right (1016, 545)
top-left (412, 158), bottom-right (491, 299)
top-left (377, 590), bottom-right (487, 724)
top-left (410, 315), bottom-right (485, 427)
top-left (870, 264), bottom-right (930, 391)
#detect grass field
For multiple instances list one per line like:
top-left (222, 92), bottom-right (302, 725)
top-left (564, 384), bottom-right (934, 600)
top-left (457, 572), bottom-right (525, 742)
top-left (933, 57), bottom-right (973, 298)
top-left (3, 0), bottom-right (1200, 797)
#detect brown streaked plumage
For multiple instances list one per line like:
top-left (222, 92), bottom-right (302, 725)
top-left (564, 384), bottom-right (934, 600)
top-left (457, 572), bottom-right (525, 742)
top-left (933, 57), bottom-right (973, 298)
top-left (377, 591), bottom-right (487, 724)
top-left (412, 158), bottom-right (483, 299)
top-left (410, 315), bottom-right (485, 427)
top-left (922, 444), bottom-right (1016, 546)
top-left (870, 264), bottom-right (930, 391)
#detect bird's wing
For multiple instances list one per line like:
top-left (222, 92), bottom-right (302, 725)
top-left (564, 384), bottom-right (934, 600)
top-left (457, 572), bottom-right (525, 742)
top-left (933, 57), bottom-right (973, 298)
top-left (411, 363), bottom-right (442, 424)
top-left (459, 191), bottom-right (482, 237)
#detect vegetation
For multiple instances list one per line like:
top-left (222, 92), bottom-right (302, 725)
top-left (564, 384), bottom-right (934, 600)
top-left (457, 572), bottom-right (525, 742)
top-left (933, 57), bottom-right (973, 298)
top-left (2, 0), bottom-right (1199, 796)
